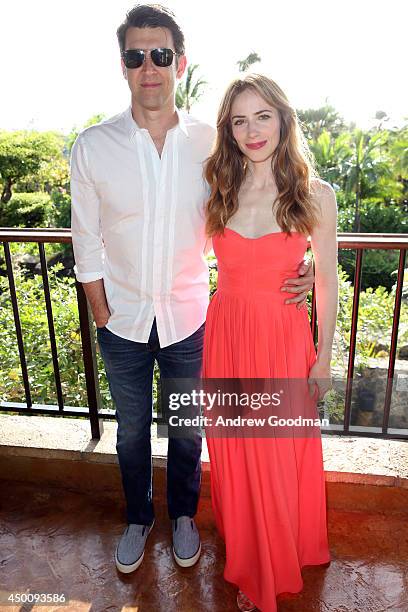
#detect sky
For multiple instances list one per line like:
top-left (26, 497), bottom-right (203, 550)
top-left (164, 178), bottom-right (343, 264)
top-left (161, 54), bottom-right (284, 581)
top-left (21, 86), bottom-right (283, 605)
top-left (1, 0), bottom-right (406, 134)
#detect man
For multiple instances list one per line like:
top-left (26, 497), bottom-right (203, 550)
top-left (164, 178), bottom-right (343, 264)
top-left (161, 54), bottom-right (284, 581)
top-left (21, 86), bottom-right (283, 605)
top-left (70, 4), bottom-right (313, 574)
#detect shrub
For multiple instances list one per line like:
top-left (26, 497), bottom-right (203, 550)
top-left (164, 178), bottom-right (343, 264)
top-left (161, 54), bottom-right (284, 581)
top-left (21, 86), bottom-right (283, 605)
top-left (49, 189), bottom-right (71, 229)
top-left (338, 200), bottom-right (407, 290)
top-left (0, 192), bottom-right (53, 228)
top-left (0, 260), bottom-right (112, 409)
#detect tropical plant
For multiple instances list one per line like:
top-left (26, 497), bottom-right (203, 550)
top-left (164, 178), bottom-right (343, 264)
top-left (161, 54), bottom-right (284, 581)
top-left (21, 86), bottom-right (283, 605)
top-left (341, 129), bottom-right (396, 231)
top-left (309, 130), bottom-right (351, 187)
top-left (236, 52), bottom-right (261, 72)
top-left (337, 200), bottom-right (407, 290)
top-left (388, 123), bottom-right (408, 196)
top-left (297, 103), bottom-right (347, 141)
top-left (310, 128), bottom-right (403, 232)
top-left (335, 267), bottom-right (408, 366)
top-left (176, 64), bottom-right (207, 113)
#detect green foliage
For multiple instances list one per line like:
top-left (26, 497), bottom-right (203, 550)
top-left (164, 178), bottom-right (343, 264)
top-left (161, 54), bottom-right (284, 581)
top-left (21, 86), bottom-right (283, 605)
top-left (318, 262), bottom-right (408, 429)
top-left (15, 154), bottom-right (69, 195)
top-left (339, 199), bottom-right (407, 233)
top-left (298, 103), bottom-right (347, 141)
top-left (0, 258), bottom-right (111, 409)
top-left (208, 253), bottom-right (217, 297)
top-left (0, 131), bottom-right (64, 204)
top-left (342, 130), bottom-right (396, 201)
top-left (388, 125), bottom-right (408, 178)
top-left (0, 192), bottom-right (53, 227)
top-left (309, 124), bottom-right (406, 239)
top-left (50, 189), bottom-right (71, 229)
top-left (176, 65), bottom-right (207, 113)
top-left (2, 259), bottom-right (405, 411)
top-left (237, 52), bottom-right (261, 72)
top-left (309, 131), bottom-right (351, 186)
top-left (311, 129), bottom-right (402, 202)
top-left (338, 200), bottom-right (407, 290)
top-left (332, 266), bottom-right (408, 374)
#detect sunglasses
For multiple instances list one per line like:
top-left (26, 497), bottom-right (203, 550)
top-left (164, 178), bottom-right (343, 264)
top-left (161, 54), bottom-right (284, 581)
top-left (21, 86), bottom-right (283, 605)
top-left (122, 48), bottom-right (177, 69)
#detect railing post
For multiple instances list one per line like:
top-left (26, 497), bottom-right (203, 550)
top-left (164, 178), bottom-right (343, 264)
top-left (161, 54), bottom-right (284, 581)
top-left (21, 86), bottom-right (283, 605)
top-left (382, 248), bottom-right (407, 433)
top-left (3, 242), bottom-right (32, 409)
top-left (310, 269), bottom-right (317, 345)
top-left (75, 280), bottom-right (104, 439)
top-left (343, 248), bottom-right (364, 432)
top-left (38, 243), bottom-right (64, 411)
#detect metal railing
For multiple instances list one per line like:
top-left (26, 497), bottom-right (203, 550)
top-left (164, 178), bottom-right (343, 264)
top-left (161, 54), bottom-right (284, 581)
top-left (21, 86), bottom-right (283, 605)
top-left (1, 229), bottom-right (407, 440)
top-left (1, 229), bottom-right (103, 439)
top-left (312, 233), bottom-right (407, 440)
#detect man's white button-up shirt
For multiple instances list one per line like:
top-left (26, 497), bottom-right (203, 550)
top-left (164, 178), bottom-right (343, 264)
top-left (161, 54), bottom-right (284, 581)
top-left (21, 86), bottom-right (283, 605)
top-left (70, 107), bottom-right (215, 347)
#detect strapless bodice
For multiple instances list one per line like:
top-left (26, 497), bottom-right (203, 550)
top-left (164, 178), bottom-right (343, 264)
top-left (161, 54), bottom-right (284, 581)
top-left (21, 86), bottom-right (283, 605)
top-left (213, 227), bottom-right (308, 302)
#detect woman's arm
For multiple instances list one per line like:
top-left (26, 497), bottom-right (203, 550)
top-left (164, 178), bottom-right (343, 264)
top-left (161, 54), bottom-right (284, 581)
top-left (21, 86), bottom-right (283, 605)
top-left (309, 180), bottom-right (339, 399)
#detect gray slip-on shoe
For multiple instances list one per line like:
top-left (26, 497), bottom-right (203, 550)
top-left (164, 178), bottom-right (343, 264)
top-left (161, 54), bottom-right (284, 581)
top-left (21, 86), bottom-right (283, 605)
top-left (115, 520), bottom-right (154, 573)
top-left (172, 516), bottom-right (201, 567)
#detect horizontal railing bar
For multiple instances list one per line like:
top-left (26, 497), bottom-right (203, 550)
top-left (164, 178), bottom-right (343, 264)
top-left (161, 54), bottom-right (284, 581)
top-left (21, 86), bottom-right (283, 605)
top-left (0, 402), bottom-right (160, 420)
top-left (0, 227), bottom-right (71, 232)
top-left (322, 428), bottom-right (408, 440)
top-left (0, 230), bottom-right (71, 243)
top-left (0, 229), bottom-right (407, 249)
top-left (337, 232), bottom-right (408, 237)
top-left (337, 237), bottom-right (408, 249)
top-left (0, 402), bottom-right (113, 417)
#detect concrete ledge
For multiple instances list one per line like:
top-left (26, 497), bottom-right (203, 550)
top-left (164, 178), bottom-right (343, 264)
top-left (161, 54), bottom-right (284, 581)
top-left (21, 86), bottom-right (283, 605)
top-left (1, 415), bottom-right (408, 514)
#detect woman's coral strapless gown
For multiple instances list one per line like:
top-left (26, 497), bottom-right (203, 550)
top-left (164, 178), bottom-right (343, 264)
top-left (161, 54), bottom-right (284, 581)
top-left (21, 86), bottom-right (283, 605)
top-left (203, 228), bottom-right (330, 611)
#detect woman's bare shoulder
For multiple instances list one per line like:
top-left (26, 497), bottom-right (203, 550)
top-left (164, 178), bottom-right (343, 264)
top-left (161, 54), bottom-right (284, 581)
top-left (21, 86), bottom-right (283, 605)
top-left (310, 177), bottom-right (336, 198)
top-left (310, 178), bottom-right (337, 214)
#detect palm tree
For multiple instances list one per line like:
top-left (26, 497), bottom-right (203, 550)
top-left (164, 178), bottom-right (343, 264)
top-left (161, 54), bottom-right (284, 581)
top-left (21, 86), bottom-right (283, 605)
top-left (341, 130), bottom-right (392, 231)
top-left (310, 129), bottom-right (399, 231)
top-left (309, 130), bottom-right (351, 187)
top-left (236, 52), bottom-right (261, 73)
top-left (176, 64), bottom-right (207, 113)
top-left (297, 103), bottom-right (346, 141)
top-left (389, 124), bottom-right (408, 187)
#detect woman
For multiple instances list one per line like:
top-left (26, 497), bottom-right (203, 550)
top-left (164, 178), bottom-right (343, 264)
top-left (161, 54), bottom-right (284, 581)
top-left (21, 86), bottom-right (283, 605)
top-left (202, 74), bottom-right (338, 611)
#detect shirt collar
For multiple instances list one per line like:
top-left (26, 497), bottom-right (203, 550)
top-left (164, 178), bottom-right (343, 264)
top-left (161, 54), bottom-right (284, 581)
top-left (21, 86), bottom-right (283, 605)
top-left (125, 106), bottom-right (189, 139)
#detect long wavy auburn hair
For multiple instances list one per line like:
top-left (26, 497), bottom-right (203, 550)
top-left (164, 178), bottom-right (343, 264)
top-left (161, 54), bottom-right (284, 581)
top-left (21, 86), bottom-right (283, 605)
top-left (205, 74), bottom-right (321, 237)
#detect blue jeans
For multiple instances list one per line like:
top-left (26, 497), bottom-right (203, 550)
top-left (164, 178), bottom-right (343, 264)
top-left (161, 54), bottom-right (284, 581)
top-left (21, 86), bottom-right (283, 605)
top-left (97, 319), bottom-right (204, 525)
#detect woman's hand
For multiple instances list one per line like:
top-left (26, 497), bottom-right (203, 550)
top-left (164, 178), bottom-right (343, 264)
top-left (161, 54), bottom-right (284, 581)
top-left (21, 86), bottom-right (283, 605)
top-left (308, 359), bottom-right (332, 401)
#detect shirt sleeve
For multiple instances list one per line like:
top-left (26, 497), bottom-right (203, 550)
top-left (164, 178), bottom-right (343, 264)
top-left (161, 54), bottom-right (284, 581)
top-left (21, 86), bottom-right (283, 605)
top-left (70, 134), bottom-right (104, 283)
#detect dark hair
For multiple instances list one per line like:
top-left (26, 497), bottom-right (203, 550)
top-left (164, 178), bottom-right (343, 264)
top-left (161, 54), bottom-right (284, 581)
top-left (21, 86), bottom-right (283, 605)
top-left (117, 4), bottom-right (185, 55)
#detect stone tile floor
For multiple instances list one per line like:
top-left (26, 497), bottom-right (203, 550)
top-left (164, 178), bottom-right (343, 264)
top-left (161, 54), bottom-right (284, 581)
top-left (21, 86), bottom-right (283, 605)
top-left (0, 481), bottom-right (407, 612)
